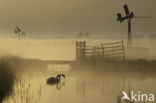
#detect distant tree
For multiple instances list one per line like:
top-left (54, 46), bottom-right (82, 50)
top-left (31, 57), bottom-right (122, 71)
top-left (85, 32), bottom-right (90, 37)
top-left (78, 32), bottom-right (83, 37)
top-left (148, 34), bottom-right (156, 38)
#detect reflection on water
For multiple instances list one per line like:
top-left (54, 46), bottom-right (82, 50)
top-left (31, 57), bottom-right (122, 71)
top-left (46, 74), bottom-right (66, 90)
top-left (0, 38), bottom-right (156, 103)
top-left (3, 74), bottom-right (42, 103)
top-left (2, 65), bottom-right (156, 103)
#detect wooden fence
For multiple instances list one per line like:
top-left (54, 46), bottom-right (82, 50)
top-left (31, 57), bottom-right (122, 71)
top-left (76, 40), bottom-right (125, 61)
top-left (101, 40), bottom-right (125, 60)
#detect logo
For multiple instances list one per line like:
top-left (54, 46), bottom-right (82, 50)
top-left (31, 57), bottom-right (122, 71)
top-left (121, 91), bottom-right (154, 102)
top-left (121, 91), bottom-right (131, 101)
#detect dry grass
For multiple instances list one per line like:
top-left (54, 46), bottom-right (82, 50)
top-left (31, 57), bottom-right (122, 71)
top-left (0, 56), bottom-right (47, 102)
top-left (0, 57), bottom-right (16, 102)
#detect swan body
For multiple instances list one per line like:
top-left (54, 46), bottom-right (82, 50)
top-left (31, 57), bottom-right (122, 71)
top-left (47, 74), bottom-right (65, 85)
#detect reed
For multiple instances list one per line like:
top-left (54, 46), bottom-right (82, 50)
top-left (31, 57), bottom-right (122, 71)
top-left (0, 57), bottom-right (16, 102)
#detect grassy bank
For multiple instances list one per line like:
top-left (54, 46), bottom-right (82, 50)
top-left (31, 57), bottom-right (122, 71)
top-left (71, 59), bottom-right (156, 78)
top-left (0, 57), bottom-right (16, 102)
top-left (0, 56), bottom-right (47, 102)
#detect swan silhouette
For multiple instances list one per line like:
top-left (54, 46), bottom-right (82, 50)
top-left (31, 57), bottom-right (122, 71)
top-left (47, 74), bottom-right (65, 85)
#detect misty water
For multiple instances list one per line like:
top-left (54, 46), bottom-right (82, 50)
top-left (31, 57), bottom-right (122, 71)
top-left (3, 64), bottom-right (156, 103)
top-left (1, 38), bottom-right (156, 103)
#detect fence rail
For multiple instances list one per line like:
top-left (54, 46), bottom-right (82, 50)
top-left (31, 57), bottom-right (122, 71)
top-left (76, 40), bottom-right (125, 61)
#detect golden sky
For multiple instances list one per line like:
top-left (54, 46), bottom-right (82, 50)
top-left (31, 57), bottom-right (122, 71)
top-left (0, 0), bottom-right (155, 36)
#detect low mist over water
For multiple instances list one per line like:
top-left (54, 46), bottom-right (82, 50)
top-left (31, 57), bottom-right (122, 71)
top-left (0, 37), bottom-right (155, 103)
top-left (1, 60), bottom-right (156, 103)
top-left (0, 37), bottom-right (156, 60)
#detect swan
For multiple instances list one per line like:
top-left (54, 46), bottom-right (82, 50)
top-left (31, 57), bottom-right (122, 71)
top-left (47, 74), bottom-right (65, 85)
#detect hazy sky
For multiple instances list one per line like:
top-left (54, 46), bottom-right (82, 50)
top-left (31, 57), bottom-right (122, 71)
top-left (0, 0), bottom-right (155, 37)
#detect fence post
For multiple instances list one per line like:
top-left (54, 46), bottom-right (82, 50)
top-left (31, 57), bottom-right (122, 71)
top-left (76, 42), bottom-right (78, 60)
top-left (76, 42), bottom-right (77, 60)
top-left (122, 40), bottom-right (126, 61)
top-left (101, 44), bottom-right (104, 58)
top-left (83, 41), bottom-right (86, 59)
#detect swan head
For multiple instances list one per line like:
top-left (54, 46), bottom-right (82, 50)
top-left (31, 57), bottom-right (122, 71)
top-left (57, 74), bottom-right (65, 79)
top-left (59, 74), bottom-right (65, 78)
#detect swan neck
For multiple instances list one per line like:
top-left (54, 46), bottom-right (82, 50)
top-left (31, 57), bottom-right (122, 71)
top-left (57, 75), bottom-right (60, 81)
